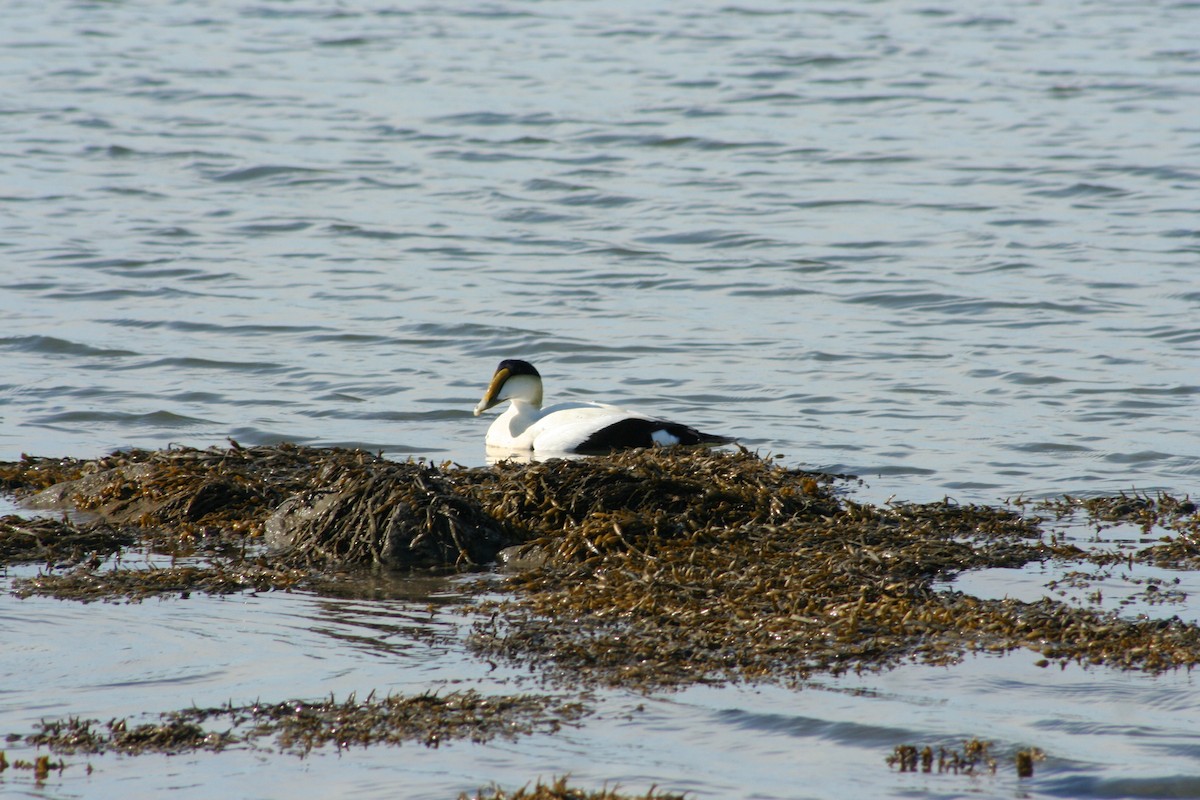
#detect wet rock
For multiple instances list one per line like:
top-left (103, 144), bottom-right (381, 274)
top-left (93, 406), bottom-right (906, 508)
top-left (25, 464), bottom-right (158, 522)
top-left (495, 543), bottom-right (552, 571)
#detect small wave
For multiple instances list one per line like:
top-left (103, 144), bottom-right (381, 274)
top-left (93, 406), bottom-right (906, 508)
top-left (212, 165), bottom-right (324, 183)
top-left (1031, 182), bottom-right (1129, 198)
top-left (325, 223), bottom-right (415, 240)
top-left (524, 178), bottom-right (591, 192)
top-left (110, 356), bottom-right (288, 374)
top-left (574, 132), bottom-right (778, 151)
top-left (1145, 326), bottom-right (1200, 345)
top-left (635, 230), bottom-right (781, 248)
top-left (33, 410), bottom-right (214, 427)
top-left (728, 91), bottom-right (804, 104)
top-left (1102, 450), bottom-right (1176, 465)
top-left (44, 286), bottom-right (207, 302)
top-left (853, 464), bottom-right (938, 477)
top-left (988, 217), bottom-right (1060, 228)
top-left (768, 54), bottom-right (864, 68)
top-left (497, 208), bottom-right (581, 224)
top-left (234, 220), bottom-right (312, 234)
top-left (713, 706), bottom-right (906, 746)
top-left (307, 409), bottom-right (467, 423)
top-left (102, 318), bottom-right (328, 336)
top-left (554, 192), bottom-right (639, 208)
top-left (1005, 441), bottom-right (1094, 454)
top-left (316, 36), bottom-right (379, 47)
top-left (430, 111), bottom-right (563, 127)
top-left (0, 335), bottom-right (136, 358)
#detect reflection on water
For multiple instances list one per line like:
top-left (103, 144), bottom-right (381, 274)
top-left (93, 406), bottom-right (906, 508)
top-left (298, 587), bottom-right (465, 661)
top-left (485, 444), bottom-right (583, 465)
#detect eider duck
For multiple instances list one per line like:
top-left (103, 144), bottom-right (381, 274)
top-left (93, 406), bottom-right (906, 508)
top-left (473, 359), bottom-right (732, 454)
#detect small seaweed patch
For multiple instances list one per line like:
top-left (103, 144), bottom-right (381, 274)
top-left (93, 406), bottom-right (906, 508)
top-left (887, 739), bottom-right (1046, 779)
top-left (0, 751), bottom-right (67, 783)
top-left (461, 777), bottom-right (686, 800)
top-left (0, 515), bottom-right (133, 566)
top-left (1034, 491), bottom-right (1198, 532)
top-left (1032, 491), bottom-right (1200, 568)
top-left (25, 716), bottom-right (227, 756)
top-left (10, 560), bottom-right (311, 603)
top-left (887, 738), bottom-right (998, 775)
top-left (22, 691), bottom-right (588, 757)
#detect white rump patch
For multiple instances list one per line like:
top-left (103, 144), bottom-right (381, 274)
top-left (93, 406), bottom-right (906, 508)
top-left (650, 428), bottom-right (681, 446)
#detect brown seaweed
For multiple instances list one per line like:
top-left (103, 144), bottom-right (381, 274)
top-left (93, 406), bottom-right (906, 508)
top-left (3, 444), bottom-right (1199, 688)
top-left (0, 515), bottom-right (133, 566)
top-left (461, 777), bottom-right (685, 800)
top-left (23, 690), bottom-right (588, 757)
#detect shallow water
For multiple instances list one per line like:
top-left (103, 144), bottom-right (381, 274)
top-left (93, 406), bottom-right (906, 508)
top-left (2, 0), bottom-right (1199, 797)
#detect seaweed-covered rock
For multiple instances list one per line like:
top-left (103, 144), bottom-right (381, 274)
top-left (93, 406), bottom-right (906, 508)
top-left (266, 460), bottom-right (510, 569)
top-left (20, 444), bottom-right (378, 534)
top-left (6, 444), bottom-right (517, 571)
top-left (25, 463), bottom-right (160, 521)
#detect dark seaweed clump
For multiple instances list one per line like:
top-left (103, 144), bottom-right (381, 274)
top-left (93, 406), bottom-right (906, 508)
top-left (266, 458), bottom-right (506, 568)
top-left (461, 777), bottom-right (685, 800)
top-left (8, 444), bottom-right (393, 541)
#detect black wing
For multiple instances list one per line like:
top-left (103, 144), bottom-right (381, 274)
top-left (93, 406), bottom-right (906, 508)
top-left (573, 417), bottom-right (731, 454)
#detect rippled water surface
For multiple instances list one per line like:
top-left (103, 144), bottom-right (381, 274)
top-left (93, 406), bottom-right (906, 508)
top-left (3, 1), bottom-right (1199, 797)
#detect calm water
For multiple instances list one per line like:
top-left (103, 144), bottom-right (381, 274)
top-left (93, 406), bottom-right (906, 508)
top-left (2, 0), bottom-right (1199, 797)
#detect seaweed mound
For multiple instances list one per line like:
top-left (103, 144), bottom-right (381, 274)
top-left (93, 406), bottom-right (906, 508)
top-left (473, 446), bottom-right (836, 528)
top-left (265, 459), bottom-right (507, 568)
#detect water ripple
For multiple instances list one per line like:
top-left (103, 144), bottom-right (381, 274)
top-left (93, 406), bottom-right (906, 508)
top-left (0, 335), bottom-right (137, 358)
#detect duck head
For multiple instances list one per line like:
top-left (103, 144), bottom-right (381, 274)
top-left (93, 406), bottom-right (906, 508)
top-left (474, 359), bottom-right (544, 415)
